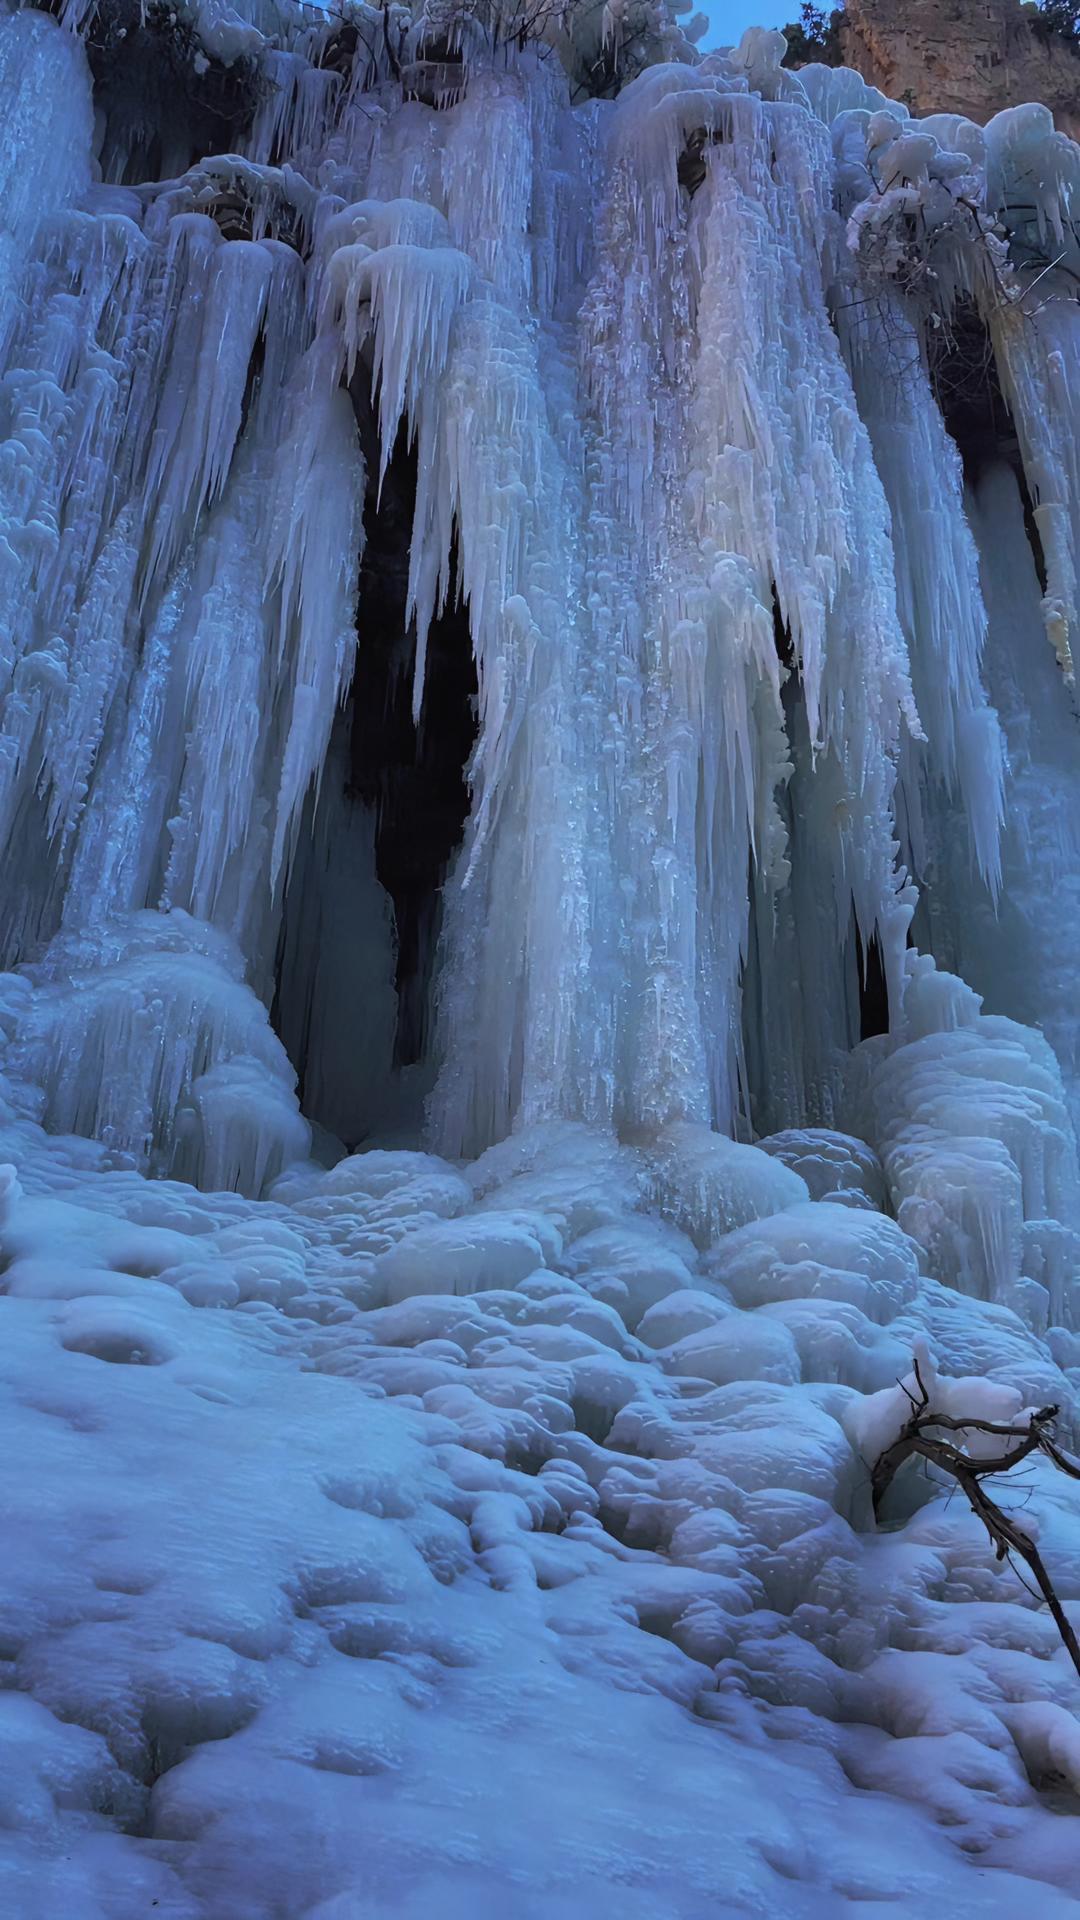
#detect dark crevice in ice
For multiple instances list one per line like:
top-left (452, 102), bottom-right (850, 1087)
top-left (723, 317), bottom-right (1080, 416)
top-left (933, 299), bottom-right (1049, 595)
top-left (344, 390), bottom-right (478, 1068)
top-left (855, 920), bottom-right (890, 1041)
top-left (75, 0), bottom-right (262, 184)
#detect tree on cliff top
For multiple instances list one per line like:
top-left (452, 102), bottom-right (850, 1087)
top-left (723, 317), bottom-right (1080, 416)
top-left (781, 1), bottom-right (844, 68)
top-left (1030, 0), bottom-right (1080, 48)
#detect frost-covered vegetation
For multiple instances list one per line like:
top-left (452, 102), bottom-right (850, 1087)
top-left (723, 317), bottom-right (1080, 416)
top-left (4, 2), bottom-right (1080, 1913)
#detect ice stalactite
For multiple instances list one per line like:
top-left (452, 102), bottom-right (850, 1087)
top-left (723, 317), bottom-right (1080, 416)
top-left (312, 179), bottom-right (595, 1156)
top-left (0, 10), bottom-right (94, 325)
top-left (992, 295), bottom-right (1080, 680)
top-left (841, 291), bottom-right (1006, 898)
top-left (0, 76), bottom-right (368, 1179)
top-left (579, 67), bottom-right (920, 1138)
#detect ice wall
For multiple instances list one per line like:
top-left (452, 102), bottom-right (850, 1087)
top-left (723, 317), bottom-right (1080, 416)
top-left (0, 5), bottom-right (1078, 1194)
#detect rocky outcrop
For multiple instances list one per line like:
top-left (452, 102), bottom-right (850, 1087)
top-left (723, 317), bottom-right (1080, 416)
top-left (838, 0), bottom-right (1080, 137)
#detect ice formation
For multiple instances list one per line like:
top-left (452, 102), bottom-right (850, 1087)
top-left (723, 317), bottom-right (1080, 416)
top-left (4, 2), bottom-right (1080, 1913)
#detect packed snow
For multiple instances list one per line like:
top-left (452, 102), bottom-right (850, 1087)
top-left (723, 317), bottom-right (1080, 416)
top-left (3, 2), bottom-right (1080, 1913)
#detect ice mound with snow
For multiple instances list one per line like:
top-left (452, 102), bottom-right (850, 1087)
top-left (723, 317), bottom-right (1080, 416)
top-left (2, 912), bottom-right (309, 1192)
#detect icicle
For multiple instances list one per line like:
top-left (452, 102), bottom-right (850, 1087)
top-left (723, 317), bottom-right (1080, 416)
top-left (0, 11), bottom-right (94, 334)
top-left (265, 338), bottom-right (365, 891)
top-left (839, 288), bottom-right (1005, 894)
top-left (140, 222), bottom-right (275, 595)
top-left (991, 297), bottom-right (1080, 681)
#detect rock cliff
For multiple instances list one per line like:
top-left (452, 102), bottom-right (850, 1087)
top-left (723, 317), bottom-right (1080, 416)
top-left (837, 0), bottom-right (1080, 136)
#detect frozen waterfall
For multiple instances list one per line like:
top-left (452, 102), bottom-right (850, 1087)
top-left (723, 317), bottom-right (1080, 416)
top-left (0, 4), bottom-right (1044, 1173)
top-left (5, 4), bottom-right (1080, 1916)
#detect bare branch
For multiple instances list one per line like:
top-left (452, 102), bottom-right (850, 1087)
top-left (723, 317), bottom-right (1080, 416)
top-left (872, 1362), bottom-right (1080, 1682)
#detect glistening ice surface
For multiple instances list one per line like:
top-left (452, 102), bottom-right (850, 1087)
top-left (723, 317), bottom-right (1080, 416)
top-left (4, 5), bottom-right (1080, 1914)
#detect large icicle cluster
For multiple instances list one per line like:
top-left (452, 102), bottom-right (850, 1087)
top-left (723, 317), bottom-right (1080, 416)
top-left (3, 5), bottom-right (1080, 1174)
top-left (5, 5), bottom-right (1080, 1914)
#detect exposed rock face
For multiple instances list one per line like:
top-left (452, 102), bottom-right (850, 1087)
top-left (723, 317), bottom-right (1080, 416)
top-left (839, 0), bottom-right (1080, 137)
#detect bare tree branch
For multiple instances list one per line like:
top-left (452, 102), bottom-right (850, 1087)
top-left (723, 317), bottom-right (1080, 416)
top-left (873, 1359), bottom-right (1080, 1682)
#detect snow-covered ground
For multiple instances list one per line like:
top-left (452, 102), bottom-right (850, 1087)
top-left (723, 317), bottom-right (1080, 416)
top-left (6, 1046), bottom-right (1080, 1916)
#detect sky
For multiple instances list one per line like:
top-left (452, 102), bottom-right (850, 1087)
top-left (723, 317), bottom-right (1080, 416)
top-left (696, 0), bottom-right (797, 49)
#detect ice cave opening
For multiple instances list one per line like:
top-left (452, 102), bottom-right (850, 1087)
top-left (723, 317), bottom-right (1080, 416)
top-left (345, 412), bottom-right (478, 1076)
top-left (273, 400), bottom-right (479, 1148)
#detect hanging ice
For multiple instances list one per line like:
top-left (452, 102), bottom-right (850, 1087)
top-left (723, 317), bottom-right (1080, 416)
top-left (0, 0), bottom-right (1075, 1182)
